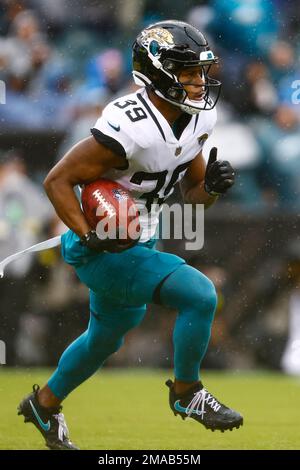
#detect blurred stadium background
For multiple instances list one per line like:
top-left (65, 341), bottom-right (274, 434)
top-left (1, 0), bottom-right (300, 450)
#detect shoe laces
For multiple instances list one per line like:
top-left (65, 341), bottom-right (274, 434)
top-left (186, 388), bottom-right (221, 419)
top-left (53, 412), bottom-right (70, 441)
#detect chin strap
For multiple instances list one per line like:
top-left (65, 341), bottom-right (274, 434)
top-left (155, 89), bottom-right (202, 115)
top-left (0, 235), bottom-right (62, 278)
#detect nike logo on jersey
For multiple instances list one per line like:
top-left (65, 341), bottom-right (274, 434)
top-left (29, 400), bottom-right (51, 431)
top-left (108, 121), bottom-right (120, 132)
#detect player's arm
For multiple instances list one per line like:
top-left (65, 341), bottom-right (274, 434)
top-left (43, 136), bottom-right (126, 238)
top-left (180, 150), bottom-right (217, 209)
top-left (180, 148), bottom-right (235, 209)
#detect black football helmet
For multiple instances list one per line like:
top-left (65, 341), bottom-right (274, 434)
top-left (132, 20), bottom-right (221, 114)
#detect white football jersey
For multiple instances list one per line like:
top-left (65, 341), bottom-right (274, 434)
top-left (91, 87), bottom-right (217, 242)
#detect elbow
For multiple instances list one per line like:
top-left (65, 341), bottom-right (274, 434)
top-left (43, 173), bottom-right (54, 196)
top-left (43, 171), bottom-right (61, 198)
top-left (43, 170), bottom-right (75, 200)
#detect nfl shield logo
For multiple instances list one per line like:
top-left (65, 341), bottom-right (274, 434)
top-left (112, 189), bottom-right (128, 200)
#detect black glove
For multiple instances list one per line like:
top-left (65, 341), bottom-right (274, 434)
top-left (80, 230), bottom-right (139, 253)
top-left (204, 147), bottom-right (235, 196)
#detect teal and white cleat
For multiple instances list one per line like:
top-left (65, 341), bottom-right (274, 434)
top-left (166, 379), bottom-right (243, 432)
top-left (17, 384), bottom-right (79, 450)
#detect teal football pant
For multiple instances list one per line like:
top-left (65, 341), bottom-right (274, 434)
top-left (48, 230), bottom-right (217, 399)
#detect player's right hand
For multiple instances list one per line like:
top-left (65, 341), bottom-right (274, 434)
top-left (80, 230), bottom-right (138, 253)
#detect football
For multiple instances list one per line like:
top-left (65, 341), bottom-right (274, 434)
top-left (81, 178), bottom-right (141, 245)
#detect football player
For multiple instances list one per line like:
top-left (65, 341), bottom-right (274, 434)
top-left (18, 20), bottom-right (242, 450)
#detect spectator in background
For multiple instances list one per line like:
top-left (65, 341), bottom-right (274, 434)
top-left (275, 0), bottom-right (300, 43)
top-left (268, 40), bottom-right (300, 114)
top-left (143, 0), bottom-right (197, 24)
top-left (58, 87), bottom-right (109, 157)
top-left (251, 105), bottom-right (300, 210)
top-left (209, 0), bottom-right (278, 57)
top-left (0, 151), bottom-right (52, 364)
top-left (0, 6), bottom-right (77, 130)
top-left (207, 0), bottom-right (279, 106)
top-left (0, 151), bottom-right (52, 275)
top-left (268, 40), bottom-right (296, 86)
top-left (1, 9), bottom-right (49, 91)
top-left (0, 0), bottom-right (28, 36)
top-left (226, 61), bottom-right (278, 116)
top-left (30, 0), bottom-right (120, 36)
top-left (85, 48), bottom-right (128, 98)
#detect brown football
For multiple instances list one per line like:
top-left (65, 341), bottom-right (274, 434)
top-left (81, 179), bottom-right (141, 245)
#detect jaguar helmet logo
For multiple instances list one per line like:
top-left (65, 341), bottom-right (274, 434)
top-left (141, 27), bottom-right (175, 54)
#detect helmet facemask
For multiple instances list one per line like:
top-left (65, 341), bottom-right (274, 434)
top-left (157, 61), bottom-right (221, 114)
top-left (132, 22), bottom-right (221, 115)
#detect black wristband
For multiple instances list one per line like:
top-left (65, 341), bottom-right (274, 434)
top-left (80, 229), bottom-right (140, 253)
top-left (204, 182), bottom-right (220, 196)
top-left (80, 230), bottom-right (108, 253)
top-left (80, 230), bottom-right (96, 247)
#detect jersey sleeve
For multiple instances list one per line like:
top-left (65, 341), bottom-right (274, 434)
top-left (91, 102), bottom-right (138, 161)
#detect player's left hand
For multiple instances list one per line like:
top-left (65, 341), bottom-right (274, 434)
top-left (204, 147), bottom-right (235, 196)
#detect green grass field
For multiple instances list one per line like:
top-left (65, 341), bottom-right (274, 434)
top-left (0, 368), bottom-right (299, 450)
